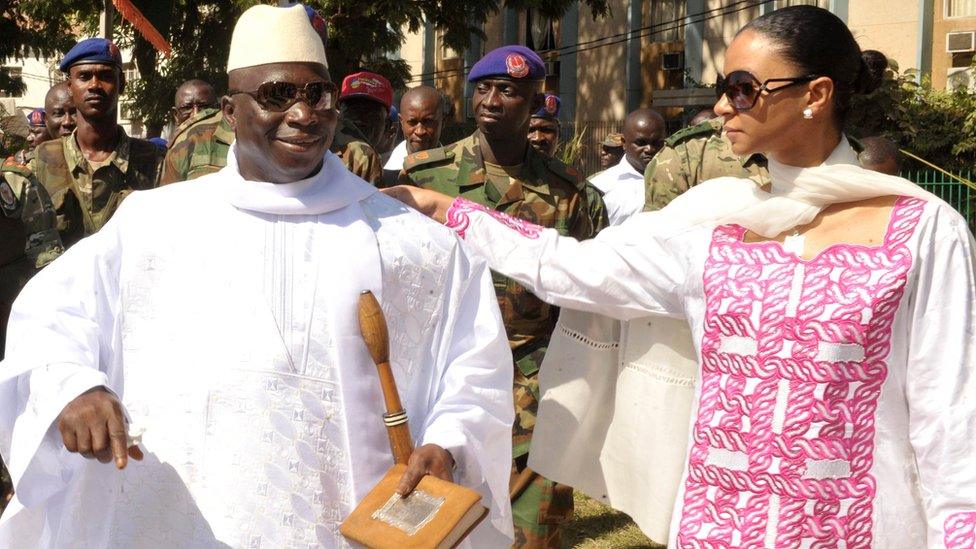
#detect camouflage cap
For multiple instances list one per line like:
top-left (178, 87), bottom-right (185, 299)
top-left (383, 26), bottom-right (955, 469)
top-left (601, 133), bottom-right (624, 148)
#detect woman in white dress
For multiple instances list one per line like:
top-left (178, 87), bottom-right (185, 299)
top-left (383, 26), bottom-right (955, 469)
top-left (387, 6), bottom-right (975, 548)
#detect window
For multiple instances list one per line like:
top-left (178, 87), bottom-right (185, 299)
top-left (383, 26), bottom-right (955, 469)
top-left (947, 0), bottom-right (976, 17)
top-left (650, 0), bottom-right (686, 43)
top-left (526, 9), bottom-right (558, 52)
top-left (123, 62), bottom-right (139, 83)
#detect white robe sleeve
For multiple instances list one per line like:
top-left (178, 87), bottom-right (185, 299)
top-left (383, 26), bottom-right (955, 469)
top-left (445, 197), bottom-right (692, 321)
top-left (419, 243), bottom-right (515, 546)
top-left (0, 199), bottom-right (128, 512)
top-left (905, 204), bottom-right (976, 548)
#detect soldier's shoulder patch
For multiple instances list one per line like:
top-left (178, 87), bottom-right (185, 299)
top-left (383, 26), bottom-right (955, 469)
top-left (403, 146), bottom-right (453, 172)
top-left (665, 117), bottom-right (723, 147)
top-left (1, 156), bottom-right (31, 177)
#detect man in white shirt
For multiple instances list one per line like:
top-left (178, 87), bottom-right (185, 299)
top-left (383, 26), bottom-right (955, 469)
top-left (589, 108), bottom-right (666, 225)
top-left (0, 5), bottom-right (514, 548)
top-left (381, 85), bottom-right (444, 186)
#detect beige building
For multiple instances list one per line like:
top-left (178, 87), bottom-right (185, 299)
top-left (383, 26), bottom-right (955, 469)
top-left (395, 0), bottom-right (970, 170)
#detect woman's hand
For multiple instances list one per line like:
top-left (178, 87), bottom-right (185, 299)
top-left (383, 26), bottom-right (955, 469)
top-left (382, 186), bottom-right (455, 224)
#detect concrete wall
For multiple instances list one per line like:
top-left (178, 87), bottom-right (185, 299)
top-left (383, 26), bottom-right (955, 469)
top-left (932, 5), bottom-right (976, 89)
top-left (701, 0), bottom-right (762, 85)
top-left (398, 25), bottom-right (426, 77)
top-left (574, 0), bottom-right (630, 124)
top-left (848, 0), bottom-right (920, 73)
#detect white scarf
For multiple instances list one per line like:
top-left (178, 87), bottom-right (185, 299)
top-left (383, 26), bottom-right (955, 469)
top-left (222, 146), bottom-right (375, 216)
top-left (658, 136), bottom-right (944, 237)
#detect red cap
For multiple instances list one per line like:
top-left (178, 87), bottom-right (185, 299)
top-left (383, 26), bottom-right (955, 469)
top-left (339, 71), bottom-right (392, 110)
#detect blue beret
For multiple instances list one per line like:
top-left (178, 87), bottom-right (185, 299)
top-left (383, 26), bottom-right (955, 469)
top-left (468, 45), bottom-right (546, 83)
top-left (59, 38), bottom-right (122, 72)
top-left (532, 94), bottom-right (561, 120)
top-left (27, 108), bottom-right (46, 127)
top-left (389, 105), bottom-right (399, 124)
top-left (147, 137), bottom-right (168, 149)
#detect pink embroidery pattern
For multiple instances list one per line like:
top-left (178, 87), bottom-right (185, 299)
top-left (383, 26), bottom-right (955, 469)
top-left (677, 197), bottom-right (925, 548)
top-left (444, 197), bottom-right (543, 240)
top-left (945, 512), bottom-right (976, 549)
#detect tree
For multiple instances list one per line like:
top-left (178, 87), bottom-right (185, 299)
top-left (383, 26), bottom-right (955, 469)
top-left (847, 60), bottom-right (976, 173)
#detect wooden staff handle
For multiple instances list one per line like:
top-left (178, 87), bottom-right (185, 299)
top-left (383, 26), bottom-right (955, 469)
top-left (359, 290), bottom-right (414, 465)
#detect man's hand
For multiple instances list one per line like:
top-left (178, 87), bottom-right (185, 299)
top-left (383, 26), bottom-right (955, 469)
top-left (57, 387), bottom-right (143, 469)
top-left (381, 186), bottom-right (455, 224)
top-left (395, 444), bottom-right (455, 497)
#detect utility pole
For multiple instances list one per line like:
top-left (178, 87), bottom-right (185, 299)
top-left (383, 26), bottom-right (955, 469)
top-left (99, 0), bottom-right (115, 39)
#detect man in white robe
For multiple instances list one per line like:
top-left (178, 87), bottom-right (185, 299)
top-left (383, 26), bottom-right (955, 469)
top-left (0, 5), bottom-right (514, 547)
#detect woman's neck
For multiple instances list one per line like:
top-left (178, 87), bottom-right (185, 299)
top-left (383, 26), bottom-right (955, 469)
top-left (768, 125), bottom-right (843, 168)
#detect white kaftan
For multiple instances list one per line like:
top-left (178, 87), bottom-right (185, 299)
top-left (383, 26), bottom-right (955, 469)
top-left (440, 169), bottom-right (976, 547)
top-left (0, 150), bottom-right (515, 548)
top-left (588, 156), bottom-right (645, 226)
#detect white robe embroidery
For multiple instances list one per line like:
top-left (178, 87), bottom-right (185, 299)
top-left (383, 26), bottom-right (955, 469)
top-left (0, 151), bottom-right (515, 548)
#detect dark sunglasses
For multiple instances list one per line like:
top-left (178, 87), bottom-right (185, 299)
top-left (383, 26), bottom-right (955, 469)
top-left (716, 70), bottom-right (821, 111)
top-left (228, 80), bottom-right (338, 112)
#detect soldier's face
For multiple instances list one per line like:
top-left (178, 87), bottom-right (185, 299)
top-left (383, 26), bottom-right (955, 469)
top-left (527, 117), bottom-right (559, 157)
top-left (715, 30), bottom-right (828, 160)
top-left (68, 63), bottom-right (122, 121)
top-left (224, 62), bottom-right (337, 184)
top-left (26, 126), bottom-right (51, 150)
top-left (339, 98), bottom-right (388, 150)
top-left (600, 146), bottom-right (623, 169)
top-left (472, 79), bottom-right (541, 138)
top-left (400, 98), bottom-right (443, 153)
top-left (45, 87), bottom-right (77, 137)
top-left (174, 84), bottom-right (218, 125)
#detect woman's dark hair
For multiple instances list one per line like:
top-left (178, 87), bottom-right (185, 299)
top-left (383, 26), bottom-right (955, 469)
top-left (741, 6), bottom-right (886, 123)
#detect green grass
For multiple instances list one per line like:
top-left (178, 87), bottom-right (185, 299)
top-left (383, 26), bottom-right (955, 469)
top-left (562, 494), bottom-right (665, 548)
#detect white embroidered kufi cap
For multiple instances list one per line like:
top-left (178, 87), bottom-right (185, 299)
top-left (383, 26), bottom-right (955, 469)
top-left (226, 4), bottom-right (328, 72)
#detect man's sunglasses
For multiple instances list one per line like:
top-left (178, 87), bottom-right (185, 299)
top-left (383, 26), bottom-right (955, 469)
top-left (228, 81), bottom-right (338, 112)
top-left (715, 70), bottom-right (821, 111)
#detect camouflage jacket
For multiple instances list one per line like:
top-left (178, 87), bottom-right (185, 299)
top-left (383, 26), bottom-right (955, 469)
top-left (332, 118), bottom-right (382, 185)
top-left (401, 130), bottom-right (608, 358)
top-left (1, 157), bottom-right (63, 359)
top-left (31, 129), bottom-right (162, 248)
top-left (159, 109), bottom-right (232, 185)
top-left (643, 117), bottom-right (770, 212)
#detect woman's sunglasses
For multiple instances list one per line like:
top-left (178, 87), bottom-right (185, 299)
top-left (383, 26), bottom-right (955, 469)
top-left (228, 80), bottom-right (338, 112)
top-left (715, 71), bottom-right (821, 111)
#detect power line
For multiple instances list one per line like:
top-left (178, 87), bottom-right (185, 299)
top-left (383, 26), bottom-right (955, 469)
top-left (405, 0), bottom-right (772, 84)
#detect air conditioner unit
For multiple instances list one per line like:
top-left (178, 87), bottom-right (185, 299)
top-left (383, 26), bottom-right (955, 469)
top-left (947, 31), bottom-right (975, 53)
top-left (662, 52), bottom-right (684, 71)
top-left (544, 60), bottom-right (560, 77)
top-left (947, 67), bottom-right (976, 92)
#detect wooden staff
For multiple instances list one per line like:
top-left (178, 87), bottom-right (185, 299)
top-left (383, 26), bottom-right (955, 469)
top-left (358, 290), bottom-right (414, 465)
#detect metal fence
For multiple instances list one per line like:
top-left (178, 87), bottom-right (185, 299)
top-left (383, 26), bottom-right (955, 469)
top-left (903, 169), bottom-right (975, 229)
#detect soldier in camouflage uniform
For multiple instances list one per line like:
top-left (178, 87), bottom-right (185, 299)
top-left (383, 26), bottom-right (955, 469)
top-left (644, 116), bottom-right (863, 211)
top-left (643, 116), bottom-right (770, 212)
top-left (0, 157), bottom-right (64, 514)
top-left (33, 38), bottom-right (162, 248)
top-left (400, 45), bottom-right (608, 548)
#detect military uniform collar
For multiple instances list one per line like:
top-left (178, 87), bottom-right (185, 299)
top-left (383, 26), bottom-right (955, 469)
top-left (460, 130), bottom-right (553, 199)
top-left (214, 113), bottom-right (235, 146)
top-left (171, 107), bottom-right (220, 143)
top-left (64, 127), bottom-right (131, 175)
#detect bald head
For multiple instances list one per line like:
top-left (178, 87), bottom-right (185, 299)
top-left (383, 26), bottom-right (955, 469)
top-left (44, 81), bottom-right (76, 138)
top-left (173, 78), bottom-right (218, 125)
top-left (859, 136), bottom-right (902, 176)
top-left (622, 108), bottom-right (666, 174)
top-left (399, 85), bottom-right (445, 153)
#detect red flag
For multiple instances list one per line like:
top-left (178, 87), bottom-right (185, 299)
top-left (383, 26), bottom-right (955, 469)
top-left (112, 0), bottom-right (172, 57)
